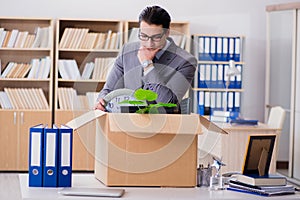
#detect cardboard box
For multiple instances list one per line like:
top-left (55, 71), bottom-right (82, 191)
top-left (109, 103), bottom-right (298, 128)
top-left (67, 110), bottom-right (227, 187)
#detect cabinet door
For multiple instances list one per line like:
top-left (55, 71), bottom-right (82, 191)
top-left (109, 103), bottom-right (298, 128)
top-left (0, 111), bottom-right (19, 170)
top-left (55, 110), bottom-right (95, 171)
top-left (18, 110), bottom-right (51, 171)
top-left (266, 10), bottom-right (295, 167)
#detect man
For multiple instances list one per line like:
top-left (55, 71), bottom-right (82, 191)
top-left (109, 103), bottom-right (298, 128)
top-left (95, 5), bottom-right (197, 111)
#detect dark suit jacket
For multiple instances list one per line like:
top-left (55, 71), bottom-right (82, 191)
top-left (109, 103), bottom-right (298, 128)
top-left (98, 37), bottom-right (197, 104)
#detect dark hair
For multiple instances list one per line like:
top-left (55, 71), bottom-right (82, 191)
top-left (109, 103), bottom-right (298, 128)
top-left (138, 6), bottom-right (171, 29)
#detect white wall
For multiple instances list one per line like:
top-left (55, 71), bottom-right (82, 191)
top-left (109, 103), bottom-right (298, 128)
top-left (0, 0), bottom-right (297, 160)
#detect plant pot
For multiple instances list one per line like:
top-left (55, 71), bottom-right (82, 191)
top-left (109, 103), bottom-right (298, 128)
top-left (120, 106), bottom-right (178, 114)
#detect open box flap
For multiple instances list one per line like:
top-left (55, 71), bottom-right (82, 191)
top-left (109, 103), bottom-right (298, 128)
top-left (199, 115), bottom-right (228, 134)
top-left (66, 110), bottom-right (228, 135)
top-left (66, 110), bottom-right (106, 130)
top-left (108, 113), bottom-right (202, 135)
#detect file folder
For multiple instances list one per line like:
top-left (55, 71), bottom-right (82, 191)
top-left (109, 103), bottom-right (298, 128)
top-left (198, 36), bottom-right (205, 60)
top-left (216, 37), bottom-right (222, 61)
top-left (204, 91), bottom-right (211, 115)
top-left (204, 37), bottom-right (211, 60)
top-left (228, 37), bottom-right (235, 61)
top-left (211, 64), bottom-right (217, 88)
top-left (234, 37), bottom-right (241, 62)
top-left (199, 64), bottom-right (206, 88)
top-left (228, 92), bottom-right (234, 112)
top-left (57, 124), bottom-right (73, 187)
top-left (29, 124), bottom-right (44, 187)
top-left (236, 65), bottom-right (242, 89)
top-left (222, 37), bottom-right (228, 61)
top-left (43, 125), bottom-right (58, 187)
top-left (210, 92), bottom-right (216, 113)
top-left (198, 91), bottom-right (204, 115)
top-left (234, 92), bottom-right (241, 112)
top-left (205, 64), bottom-right (211, 88)
top-left (216, 92), bottom-right (223, 111)
top-left (210, 37), bottom-right (216, 60)
top-left (217, 64), bottom-right (225, 88)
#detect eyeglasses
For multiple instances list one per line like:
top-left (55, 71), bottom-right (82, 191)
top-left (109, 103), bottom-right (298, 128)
top-left (138, 31), bottom-right (165, 42)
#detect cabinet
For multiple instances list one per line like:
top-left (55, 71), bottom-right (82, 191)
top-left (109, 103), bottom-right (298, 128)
top-left (191, 34), bottom-right (244, 119)
top-left (266, 2), bottom-right (300, 182)
top-left (54, 19), bottom-right (123, 170)
top-left (124, 20), bottom-right (190, 52)
top-left (0, 17), bottom-right (53, 170)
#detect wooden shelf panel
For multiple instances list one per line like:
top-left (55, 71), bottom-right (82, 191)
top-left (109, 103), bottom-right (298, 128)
top-left (197, 61), bottom-right (245, 65)
top-left (192, 88), bottom-right (244, 92)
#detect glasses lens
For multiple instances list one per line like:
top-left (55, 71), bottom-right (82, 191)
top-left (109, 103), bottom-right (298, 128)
top-left (151, 34), bottom-right (164, 42)
top-left (138, 34), bottom-right (149, 41)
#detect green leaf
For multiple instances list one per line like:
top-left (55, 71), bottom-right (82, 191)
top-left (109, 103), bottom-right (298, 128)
top-left (134, 89), bottom-right (158, 101)
top-left (149, 107), bottom-right (159, 114)
top-left (156, 102), bottom-right (177, 107)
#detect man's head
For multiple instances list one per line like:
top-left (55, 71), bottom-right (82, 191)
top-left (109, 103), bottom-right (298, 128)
top-left (138, 6), bottom-right (171, 49)
top-left (138, 5), bottom-right (171, 29)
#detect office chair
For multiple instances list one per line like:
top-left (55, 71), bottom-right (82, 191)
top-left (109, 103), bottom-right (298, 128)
top-left (267, 106), bottom-right (286, 169)
top-left (267, 106), bottom-right (286, 129)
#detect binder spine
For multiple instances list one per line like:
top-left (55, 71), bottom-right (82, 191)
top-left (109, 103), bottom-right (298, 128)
top-left (43, 126), bottom-right (58, 187)
top-left (28, 125), bottom-right (44, 187)
top-left (57, 126), bottom-right (73, 187)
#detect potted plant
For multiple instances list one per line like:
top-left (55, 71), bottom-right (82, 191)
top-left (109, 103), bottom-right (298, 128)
top-left (119, 89), bottom-right (177, 114)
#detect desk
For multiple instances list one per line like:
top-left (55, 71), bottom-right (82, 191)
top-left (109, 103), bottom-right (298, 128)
top-left (198, 123), bottom-right (280, 173)
top-left (19, 173), bottom-right (298, 200)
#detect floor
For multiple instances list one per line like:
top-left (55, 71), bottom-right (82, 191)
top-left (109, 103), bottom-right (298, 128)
top-left (1, 171), bottom-right (300, 200)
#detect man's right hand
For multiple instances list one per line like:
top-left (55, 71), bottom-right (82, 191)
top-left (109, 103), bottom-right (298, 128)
top-left (94, 98), bottom-right (106, 111)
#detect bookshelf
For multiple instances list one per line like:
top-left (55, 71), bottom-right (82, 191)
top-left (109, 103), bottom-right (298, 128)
top-left (124, 20), bottom-right (190, 52)
top-left (191, 34), bottom-right (245, 121)
top-left (54, 18), bottom-right (123, 170)
top-left (0, 17), bottom-right (53, 170)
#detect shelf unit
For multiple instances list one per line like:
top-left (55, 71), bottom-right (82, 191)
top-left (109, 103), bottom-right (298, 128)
top-left (0, 17), bottom-right (53, 170)
top-left (191, 34), bottom-right (244, 119)
top-left (124, 20), bottom-right (190, 52)
top-left (54, 18), bottom-right (123, 170)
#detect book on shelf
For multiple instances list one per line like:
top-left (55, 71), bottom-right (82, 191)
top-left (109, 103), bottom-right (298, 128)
top-left (14, 31), bottom-right (29, 48)
top-left (92, 57), bottom-right (115, 80)
top-left (103, 29), bottom-right (112, 49)
top-left (0, 28), bottom-right (6, 47)
top-left (86, 92), bottom-right (98, 110)
top-left (228, 181), bottom-right (295, 196)
top-left (7, 29), bottom-right (19, 48)
top-left (0, 91), bottom-right (13, 109)
top-left (128, 27), bottom-right (139, 43)
top-left (58, 59), bottom-right (81, 80)
top-left (3, 88), bottom-right (49, 110)
top-left (81, 62), bottom-right (95, 79)
top-left (2, 30), bottom-right (12, 47)
top-left (57, 87), bottom-right (90, 110)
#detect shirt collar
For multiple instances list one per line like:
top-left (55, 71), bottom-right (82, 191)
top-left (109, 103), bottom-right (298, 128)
top-left (155, 39), bottom-right (171, 60)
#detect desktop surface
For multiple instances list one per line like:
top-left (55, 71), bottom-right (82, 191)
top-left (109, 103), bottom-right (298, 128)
top-left (19, 173), bottom-right (299, 200)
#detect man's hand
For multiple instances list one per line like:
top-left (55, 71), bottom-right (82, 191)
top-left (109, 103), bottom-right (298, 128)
top-left (138, 46), bottom-right (160, 63)
top-left (94, 98), bottom-right (106, 111)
